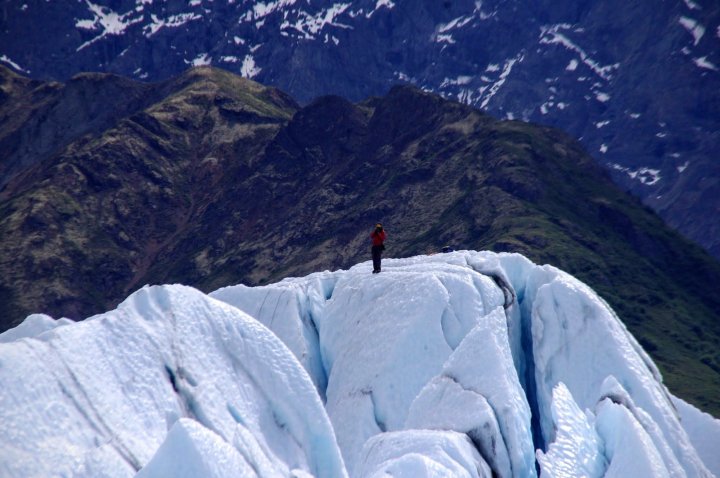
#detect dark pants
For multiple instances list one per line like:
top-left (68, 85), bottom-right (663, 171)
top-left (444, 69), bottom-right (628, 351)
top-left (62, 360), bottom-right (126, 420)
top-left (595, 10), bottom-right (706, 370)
top-left (372, 245), bottom-right (383, 272)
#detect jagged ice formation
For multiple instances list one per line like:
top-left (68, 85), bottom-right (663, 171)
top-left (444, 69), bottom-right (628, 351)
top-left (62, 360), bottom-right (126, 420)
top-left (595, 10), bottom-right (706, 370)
top-left (1, 251), bottom-right (718, 477)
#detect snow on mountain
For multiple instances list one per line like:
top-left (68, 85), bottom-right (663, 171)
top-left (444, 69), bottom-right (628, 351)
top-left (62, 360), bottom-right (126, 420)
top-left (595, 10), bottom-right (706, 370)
top-left (3, 0), bottom-right (720, 259)
top-left (1, 251), bottom-right (718, 477)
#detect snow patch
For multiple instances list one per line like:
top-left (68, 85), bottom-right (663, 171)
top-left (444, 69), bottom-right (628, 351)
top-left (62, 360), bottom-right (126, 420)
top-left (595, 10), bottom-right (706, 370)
top-left (540, 24), bottom-right (619, 81)
top-left (595, 91), bottom-right (611, 102)
top-left (252, 0), bottom-right (298, 20)
top-left (481, 53), bottom-right (524, 109)
top-left (677, 161), bottom-right (690, 173)
top-left (473, 1), bottom-right (496, 20)
top-left (364, 0), bottom-right (395, 18)
top-left (435, 34), bottom-right (456, 44)
top-left (693, 56), bottom-right (718, 71)
top-left (438, 15), bottom-right (473, 33)
top-left (679, 16), bottom-right (705, 45)
top-left (241, 54), bottom-right (261, 78)
top-left (144, 12), bottom-right (202, 37)
top-left (456, 88), bottom-right (482, 105)
top-left (0, 55), bottom-right (30, 74)
top-left (595, 120), bottom-right (611, 128)
top-left (76, 0), bottom-right (144, 51)
top-left (683, 0), bottom-right (701, 10)
top-left (600, 144), bottom-right (608, 153)
top-left (440, 75), bottom-right (473, 88)
top-left (566, 58), bottom-right (579, 71)
top-left (280, 3), bottom-right (352, 40)
top-left (610, 164), bottom-right (662, 185)
top-left (394, 71), bottom-right (413, 82)
top-left (376, 0), bottom-right (395, 8)
top-left (189, 53), bottom-right (211, 66)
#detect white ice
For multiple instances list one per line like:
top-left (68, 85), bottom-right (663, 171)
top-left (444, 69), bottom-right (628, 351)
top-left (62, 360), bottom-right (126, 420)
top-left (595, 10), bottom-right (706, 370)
top-left (356, 430), bottom-right (492, 477)
top-left (518, 256), bottom-right (709, 476)
top-left (1, 251), bottom-right (716, 477)
top-left (536, 383), bottom-right (605, 478)
top-left (406, 307), bottom-right (536, 477)
top-left (673, 396), bottom-right (720, 476)
top-left (0, 285), bottom-right (345, 478)
top-left (136, 418), bottom-right (258, 478)
top-left (0, 313), bottom-right (73, 343)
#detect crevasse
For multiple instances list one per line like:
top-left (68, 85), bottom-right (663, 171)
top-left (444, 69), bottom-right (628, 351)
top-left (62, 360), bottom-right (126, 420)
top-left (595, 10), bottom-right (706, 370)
top-left (0, 251), bottom-right (715, 478)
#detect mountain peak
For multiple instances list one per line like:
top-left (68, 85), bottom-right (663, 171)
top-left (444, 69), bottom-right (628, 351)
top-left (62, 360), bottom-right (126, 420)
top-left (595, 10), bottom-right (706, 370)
top-left (2, 0), bottom-right (719, 256)
top-left (1, 67), bottom-right (719, 419)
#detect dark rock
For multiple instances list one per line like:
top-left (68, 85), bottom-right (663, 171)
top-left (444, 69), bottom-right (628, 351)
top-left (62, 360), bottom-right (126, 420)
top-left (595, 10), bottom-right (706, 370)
top-left (1, 67), bottom-right (720, 415)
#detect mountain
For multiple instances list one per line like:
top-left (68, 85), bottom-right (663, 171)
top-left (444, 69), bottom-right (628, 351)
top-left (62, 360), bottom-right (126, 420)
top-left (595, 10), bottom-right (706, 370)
top-left (1, 0), bottom-right (719, 259)
top-left (1, 252), bottom-right (718, 477)
top-left (1, 65), bottom-right (720, 416)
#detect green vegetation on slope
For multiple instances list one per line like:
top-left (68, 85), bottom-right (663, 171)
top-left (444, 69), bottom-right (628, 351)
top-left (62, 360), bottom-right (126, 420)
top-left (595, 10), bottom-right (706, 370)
top-left (1, 69), bottom-right (718, 416)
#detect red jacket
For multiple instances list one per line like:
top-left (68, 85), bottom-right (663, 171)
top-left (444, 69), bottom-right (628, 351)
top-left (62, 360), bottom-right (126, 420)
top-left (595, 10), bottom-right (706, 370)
top-left (371, 230), bottom-right (386, 246)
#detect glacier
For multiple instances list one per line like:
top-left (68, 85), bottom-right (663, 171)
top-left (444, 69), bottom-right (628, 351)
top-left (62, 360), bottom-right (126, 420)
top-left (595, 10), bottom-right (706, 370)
top-left (0, 250), bottom-right (718, 477)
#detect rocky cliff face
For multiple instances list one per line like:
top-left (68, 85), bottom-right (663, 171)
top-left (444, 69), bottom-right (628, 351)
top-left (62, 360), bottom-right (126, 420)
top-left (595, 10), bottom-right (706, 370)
top-left (1, 0), bottom-right (719, 258)
top-left (0, 66), bottom-right (298, 322)
top-left (1, 66), bottom-right (719, 414)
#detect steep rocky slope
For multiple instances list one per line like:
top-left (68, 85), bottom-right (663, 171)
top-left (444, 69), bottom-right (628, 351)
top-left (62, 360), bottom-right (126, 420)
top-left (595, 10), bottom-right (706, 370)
top-left (1, 0), bottom-right (719, 258)
top-left (1, 67), bottom-right (719, 415)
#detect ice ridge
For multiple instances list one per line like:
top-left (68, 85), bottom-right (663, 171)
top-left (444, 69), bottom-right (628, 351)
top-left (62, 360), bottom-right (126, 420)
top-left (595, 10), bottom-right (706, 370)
top-left (0, 250), bottom-right (716, 477)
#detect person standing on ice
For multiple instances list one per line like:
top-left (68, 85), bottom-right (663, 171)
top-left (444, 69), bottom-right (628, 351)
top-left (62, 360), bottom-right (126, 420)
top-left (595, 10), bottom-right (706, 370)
top-left (370, 223), bottom-right (387, 273)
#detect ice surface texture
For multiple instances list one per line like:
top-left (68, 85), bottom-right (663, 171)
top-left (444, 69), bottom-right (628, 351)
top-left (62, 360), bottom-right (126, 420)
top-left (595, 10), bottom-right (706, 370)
top-left (1, 251), bottom-right (716, 477)
top-left (0, 285), bottom-right (345, 478)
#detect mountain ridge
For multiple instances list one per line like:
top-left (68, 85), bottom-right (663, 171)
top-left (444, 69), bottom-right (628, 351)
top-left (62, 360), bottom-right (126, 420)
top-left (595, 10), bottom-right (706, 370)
top-left (1, 66), bottom-right (719, 416)
top-left (2, 0), bottom-right (719, 258)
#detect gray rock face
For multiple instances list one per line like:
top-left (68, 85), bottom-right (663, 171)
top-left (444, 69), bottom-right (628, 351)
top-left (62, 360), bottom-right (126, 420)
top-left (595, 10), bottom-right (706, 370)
top-left (1, 0), bottom-right (719, 256)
